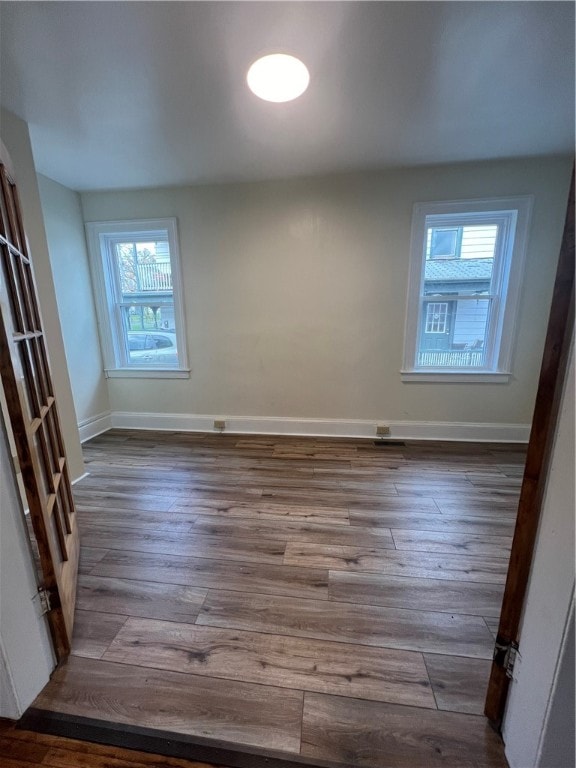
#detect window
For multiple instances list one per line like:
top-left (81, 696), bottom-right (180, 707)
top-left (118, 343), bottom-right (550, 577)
top-left (402, 197), bottom-right (532, 382)
top-left (429, 228), bottom-right (461, 259)
top-left (425, 302), bottom-right (449, 334)
top-left (86, 219), bottom-right (189, 378)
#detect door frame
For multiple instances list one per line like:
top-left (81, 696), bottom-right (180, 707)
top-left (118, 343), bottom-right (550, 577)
top-left (485, 168), bottom-right (575, 726)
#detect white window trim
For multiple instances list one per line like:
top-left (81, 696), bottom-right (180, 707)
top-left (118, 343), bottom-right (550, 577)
top-left (105, 368), bottom-right (191, 379)
top-left (401, 196), bottom-right (533, 383)
top-left (86, 218), bottom-right (190, 379)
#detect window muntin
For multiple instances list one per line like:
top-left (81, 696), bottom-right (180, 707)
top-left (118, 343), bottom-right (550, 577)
top-left (403, 198), bottom-right (532, 380)
top-left (86, 219), bottom-right (188, 375)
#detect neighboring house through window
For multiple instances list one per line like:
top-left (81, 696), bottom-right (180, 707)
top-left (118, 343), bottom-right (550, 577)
top-left (86, 218), bottom-right (189, 378)
top-left (402, 197), bottom-right (532, 382)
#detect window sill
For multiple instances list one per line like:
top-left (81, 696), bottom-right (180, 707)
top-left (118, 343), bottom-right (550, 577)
top-left (105, 368), bottom-right (191, 379)
top-left (401, 370), bottom-right (511, 383)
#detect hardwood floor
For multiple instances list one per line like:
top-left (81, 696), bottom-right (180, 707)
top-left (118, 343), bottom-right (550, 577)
top-left (28, 431), bottom-right (523, 767)
top-left (0, 719), bottom-right (222, 767)
top-left (300, 694), bottom-right (507, 767)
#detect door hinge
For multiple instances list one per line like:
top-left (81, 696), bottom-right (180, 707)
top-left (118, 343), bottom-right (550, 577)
top-left (493, 636), bottom-right (519, 678)
top-left (37, 586), bottom-right (59, 615)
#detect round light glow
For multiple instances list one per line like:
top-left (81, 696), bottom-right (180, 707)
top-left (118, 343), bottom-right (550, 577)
top-left (247, 54), bottom-right (309, 103)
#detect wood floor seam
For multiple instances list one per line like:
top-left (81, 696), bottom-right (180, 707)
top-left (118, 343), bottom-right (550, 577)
top-left (421, 651), bottom-right (441, 711)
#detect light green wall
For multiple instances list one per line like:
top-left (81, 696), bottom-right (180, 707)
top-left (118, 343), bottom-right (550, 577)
top-left (37, 174), bottom-right (110, 427)
top-left (81, 156), bottom-right (572, 426)
top-left (0, 108), bottom-right (84, 480)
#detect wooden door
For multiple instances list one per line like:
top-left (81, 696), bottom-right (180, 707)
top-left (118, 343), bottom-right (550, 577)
top-left (0, 159), bottom-right (79, 661)
top-left (485, 169), bottom-right (575, 726)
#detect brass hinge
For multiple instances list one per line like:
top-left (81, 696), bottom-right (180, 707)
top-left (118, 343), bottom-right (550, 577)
top-left (37, 586), bottom-right (59, 615)
top-left (493, 636), bottom-right (519, 678)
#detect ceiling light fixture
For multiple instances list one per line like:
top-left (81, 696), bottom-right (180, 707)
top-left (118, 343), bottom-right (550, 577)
top-left (247, 54), bottom-right (309, 103)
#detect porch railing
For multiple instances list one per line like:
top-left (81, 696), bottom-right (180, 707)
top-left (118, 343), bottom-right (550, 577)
top-left (136, 262), bottom-right (172, 291)
top-left (417, 350), bottom-right (484, 367)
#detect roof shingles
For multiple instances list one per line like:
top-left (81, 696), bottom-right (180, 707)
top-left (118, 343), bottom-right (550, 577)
top-left (425, 258), bottom-right (493, 282)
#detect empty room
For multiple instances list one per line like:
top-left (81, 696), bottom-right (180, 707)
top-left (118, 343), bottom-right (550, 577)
top-left (0, 3), bottom-right (574, 768)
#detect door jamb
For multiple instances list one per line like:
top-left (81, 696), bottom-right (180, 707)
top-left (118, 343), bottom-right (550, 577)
top-left (484, 168), bottom-right (575, 726)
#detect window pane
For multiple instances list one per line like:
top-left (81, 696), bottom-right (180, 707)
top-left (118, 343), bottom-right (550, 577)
top-left (113, 240), bottom-right (177, 365)
top-left (120, 304), bottom-right (179, 366)
top-left (424, 225), bottom-right (497, 298)
top-left (126, 331), bottom-right (178, 366)
top-left (122, 303), bottom-right (176, 331)
top-left (417, 298), bottom-right (490, 368)
top-left (420, 220), bottom-right (500, 369)
top-left (114, 240), bottom-right (173, 296)
top-left (426, 224), bottom-right (497, 261)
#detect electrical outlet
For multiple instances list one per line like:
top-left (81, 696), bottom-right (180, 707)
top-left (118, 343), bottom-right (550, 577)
top-left (213, 419), bottom-right (226, 431)
top-left (376, 424), bottom-right (391, 436)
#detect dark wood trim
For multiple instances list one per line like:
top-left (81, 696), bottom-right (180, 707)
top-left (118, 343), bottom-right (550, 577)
top-left (484, 168), bottom-right (575, 726)
top-left (18, 709), bottom-right (344, 768)
top-left (0, 160), bottom-right (79, 660)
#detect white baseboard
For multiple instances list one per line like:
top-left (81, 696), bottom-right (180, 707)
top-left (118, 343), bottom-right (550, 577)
top-left (78, 411), bottom-right (112, 443)
top-left (109, 411), bottom-right (530, 443)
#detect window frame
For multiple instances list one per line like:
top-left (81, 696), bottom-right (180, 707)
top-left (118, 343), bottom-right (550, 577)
top-left (402, 197), bottom-right (533, 383)
top-left (86, 218), bottom-right (190, 378)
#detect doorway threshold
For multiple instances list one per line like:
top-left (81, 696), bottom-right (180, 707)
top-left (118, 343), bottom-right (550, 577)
top-left (19, 708), bottom-right (341, 768)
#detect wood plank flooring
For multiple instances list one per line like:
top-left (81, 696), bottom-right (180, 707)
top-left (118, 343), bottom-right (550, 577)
top-left (29, 431), bottom-right (524, 767)
top-left (0, 719), bottom-right (222, 768)
top-left (36, 656), bottom-right (304, 753)
top-left (301, 694), bottom-right (507, 767)
top-left (104, 618), bottom-right (435, 708)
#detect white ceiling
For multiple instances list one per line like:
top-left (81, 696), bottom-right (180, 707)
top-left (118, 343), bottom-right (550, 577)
top-left (0, 1), bottom-right (574, 191)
